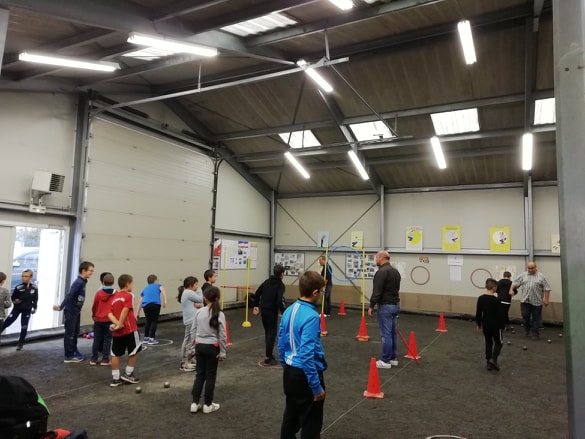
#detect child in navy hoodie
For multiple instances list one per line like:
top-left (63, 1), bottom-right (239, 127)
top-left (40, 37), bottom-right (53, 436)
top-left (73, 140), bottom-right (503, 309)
top-left (90, 272), bottom-right (116, 366)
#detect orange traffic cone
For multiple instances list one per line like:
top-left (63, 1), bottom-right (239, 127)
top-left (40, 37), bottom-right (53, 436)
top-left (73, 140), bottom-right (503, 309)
top-left (404, 331), bottom-right (421, 360)
top-left (225, 320), bottom-right (233, 346)
top-left (436, 312), bottom-right (448, 333)
top-left (320, 312), bottom-right (328, 337)
top-left (363, 357), bottom-right (384, 399)
top-left (355, 315), bottom-right (370, 341)
top-left (338, 300), bottom-right (347, 316)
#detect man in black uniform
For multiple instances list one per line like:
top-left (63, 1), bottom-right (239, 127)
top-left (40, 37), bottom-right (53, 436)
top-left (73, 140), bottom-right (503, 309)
top-left (1, 269), bottom-right (38, 350)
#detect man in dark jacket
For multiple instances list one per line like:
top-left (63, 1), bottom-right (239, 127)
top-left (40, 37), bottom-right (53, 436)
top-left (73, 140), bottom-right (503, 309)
top-left (368, 251), bottom-right (401, 369)
top-left (253, 264), bottom-right (286, 366)
top-left (1, 269), bottom-right (38, 351)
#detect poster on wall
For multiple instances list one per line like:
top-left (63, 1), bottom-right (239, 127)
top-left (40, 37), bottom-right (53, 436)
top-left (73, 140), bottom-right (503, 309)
top-left (275, 252), bottom-right (305, 276)
top-left (405, 226), bottom-right (423, 251)
top-left (490, 226), bottom-right (511, 252)
top-left (346, 252), bottom-right (376, 279)
top-left (350, 231), bottom-right (364, 249)
top-left (317, 231), bottom-right (329, 248)
top-left (214, 238), bottom-right (258, 269)
top-left (495, 265), bottom-right (517, 279)
top-left (442, 225), bottom-right (461, 252)
top-left (551, 234), bottom-right (560, 254)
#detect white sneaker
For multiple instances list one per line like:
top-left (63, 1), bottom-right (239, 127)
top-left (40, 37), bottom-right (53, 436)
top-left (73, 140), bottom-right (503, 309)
top-left (190, 403), bottom-right (201, 413)
top-left (389, 360), bottom-right (399, 366)
top-left (203, 402), bottom-right (220, 413)
top-left (376, 360), bottom-right (392, 369)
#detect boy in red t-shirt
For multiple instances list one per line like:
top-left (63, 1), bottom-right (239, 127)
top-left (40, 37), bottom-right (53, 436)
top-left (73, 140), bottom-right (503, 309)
top-left (108, 274), bottom-right (142, 387)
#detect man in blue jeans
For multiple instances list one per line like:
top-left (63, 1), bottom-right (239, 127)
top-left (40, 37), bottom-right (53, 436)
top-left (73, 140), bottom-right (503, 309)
top-left (53, 261), bottom-right (95, 362)
top-left (368, 250), bottom-right (401, 369)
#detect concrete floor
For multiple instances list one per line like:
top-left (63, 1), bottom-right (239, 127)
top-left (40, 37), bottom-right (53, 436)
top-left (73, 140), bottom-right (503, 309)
top-left (0, 308), bottom-right (569, 439)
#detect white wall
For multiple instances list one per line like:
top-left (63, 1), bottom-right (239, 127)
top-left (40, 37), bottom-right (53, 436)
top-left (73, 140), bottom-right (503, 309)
top-left (0, 92), bottom-right (76, 209)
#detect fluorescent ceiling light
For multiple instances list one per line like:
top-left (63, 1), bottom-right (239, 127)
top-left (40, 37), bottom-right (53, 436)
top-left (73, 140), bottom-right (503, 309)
top-left (430, 136), bottom-right (447, 169)
top-left (457, 20), bottom-right (476, 65)
top-left (348, 150), bottom-right (370, 180)
top-left (128, 33), bottom-right (217, 57)
top-left (522, 133), bottom-right (533, 171)
top-left (431, 108), bottom-right (480, 135)
top-left (18, 52), bottom-right (119, 72)
top-left (534, 98), bottom-right (556, 125)
top-left (123, 47), bottom-right (175, 61)
top-left (285, 152), bottom-right (310, 179)
top-left (349, 121), bottom-right (395, 141)
top-left (297, 59), bottom-right (334, 93)
top-left (279, 131), bottom-right (321, 149)
top-left (221, 12), bottom-right (297, 37)
top-left (329, 0), bottom-right (354, 10)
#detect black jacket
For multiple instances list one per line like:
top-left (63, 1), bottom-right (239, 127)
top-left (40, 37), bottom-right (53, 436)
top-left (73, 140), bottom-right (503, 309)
top-left (253, 276), bottom-right (286, 313)
top-left (11, 282), bottom-right (38, 310)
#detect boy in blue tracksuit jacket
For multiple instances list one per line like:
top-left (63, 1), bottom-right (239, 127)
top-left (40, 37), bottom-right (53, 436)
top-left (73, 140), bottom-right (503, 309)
top-left (278, 270), bottom-right (326, 439)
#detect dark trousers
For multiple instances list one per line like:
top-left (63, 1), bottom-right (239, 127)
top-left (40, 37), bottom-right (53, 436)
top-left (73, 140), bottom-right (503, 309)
top-left (91, 321), bottom-right (113, 360)
top-left (2, 306), bottom-right (32, 345)
top-left (520, 302), bottom-right (543, 336)
top-left (281, 365), bottom-right (325, 439)
top-left (500, 303), bottom-right (511, 327)
top-left (192, 343), bottom-right (220, 406)
top-left (323, 285), bottom-right (332, 315)
top-left (483, 328), bottom-right (503, 361)
top-left (261, 308), bottom-right (278, 359)
top-left (63, 309), bottom-right (81, 357)
top-left (143, 303), bottom-right (161, 338)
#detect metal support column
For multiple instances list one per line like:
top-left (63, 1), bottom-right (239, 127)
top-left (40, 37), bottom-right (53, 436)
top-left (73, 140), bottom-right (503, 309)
top-left (269, 190), bottom-right (275, 274)
top-left (524, 174), bottom-right (534, 261)
top-left (68, 93), bottom-right (91, 281)
top-left (380, 184), bottom-right (385, 249)
top-left (553, 1), bottom-right (585, 436)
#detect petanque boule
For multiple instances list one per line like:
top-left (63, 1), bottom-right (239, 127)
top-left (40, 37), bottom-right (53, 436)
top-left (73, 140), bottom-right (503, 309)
top-left (164, 381), bottom-right (170, 388)
top-left (522, 345), bottom-right (527, 351)
top-left (558, 333), bottom-right (563, 337)
top-left (547, 339), bottom-right (551, 343)
top-left (135, 386), bottom-right (142, 394)
top-left (506, 340), bottom-right (511, 345)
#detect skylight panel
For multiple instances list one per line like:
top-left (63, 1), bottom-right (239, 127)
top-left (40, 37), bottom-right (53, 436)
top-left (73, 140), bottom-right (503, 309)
top-left (431, 108), bottom-right (480, 135)
top-left (123, 47), bottom-right (175, 60)
top-left (221, 12), bottom-right (297, 37)
top-left (279, 131), bottom-right (321, 149)
top-left (534, 98), bottom-right (556, 125)
top-left (349, 121), bottom-right (395, 141)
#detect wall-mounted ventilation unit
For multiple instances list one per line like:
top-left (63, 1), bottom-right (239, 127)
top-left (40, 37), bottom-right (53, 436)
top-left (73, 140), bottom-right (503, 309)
top-left (29, 171), bottom-right (65, 213)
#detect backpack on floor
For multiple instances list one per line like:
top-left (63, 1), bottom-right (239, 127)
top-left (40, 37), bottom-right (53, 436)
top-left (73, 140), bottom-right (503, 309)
top-left (0, 375), bottom-right (49, 439)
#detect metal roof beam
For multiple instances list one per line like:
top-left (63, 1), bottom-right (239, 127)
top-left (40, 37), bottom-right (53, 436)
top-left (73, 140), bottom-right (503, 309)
top-left (238, 126), bottom-right (556, 163)
top-left (153, 0), bottom-right (229, 22)
top-left (218, 91), bottom-right (554, 141)
top-left (0, 8), bottom-right (8, 76)
top-left (0, 0), bottom-right (290, 63)
top-left (247, 0), bottom-right (446, 46)
top-left (317, 89), bottom-right (382, 196)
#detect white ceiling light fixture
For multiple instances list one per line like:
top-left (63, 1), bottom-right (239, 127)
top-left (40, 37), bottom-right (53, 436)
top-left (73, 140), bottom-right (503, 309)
top-left (430, 136), bottom-right (447, 169)
top-left (431, 108), bottom-right (480, 135)
top-left (285, 152), bottom-right (310, 179)
top-left (457, 20), bottom-right (477, 65)
top-left (18, 52), bottom-right (119, 72)
top-left (522, 133), bottom-right (533, 171)
top-left (329, 0), bottom-right (354, 10)
top-left (297, 59), bottom-right (334, 93)
top-left (348, 150), bottom-right (370, 180)
top-left (128, 33), bottom-right (218, 57)
top-left (349, 121), bottom-right (395, 141)
top-left (534, 98), bottom-right (556, 125)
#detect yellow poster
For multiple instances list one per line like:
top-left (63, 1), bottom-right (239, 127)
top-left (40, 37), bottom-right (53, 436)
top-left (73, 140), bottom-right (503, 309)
top-left (350, 231), bottom-right (363, 249)
top-left (442, 225), bottom-right (461, 252)
top-left (490, 226), bottom-right (510, 253)
top-left (406, 226), bottom-right (423, 251)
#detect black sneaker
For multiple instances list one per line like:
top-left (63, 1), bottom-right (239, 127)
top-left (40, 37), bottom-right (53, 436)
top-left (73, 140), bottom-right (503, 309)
top-left (486, 361), bottom-right (494, 371)
top-left (16, 344), bottom-right (23, 351)
top-left (488, 359), bottom-right (500, 371)
top-left (121, 372), bottom-right (140, 384)
top-left (263, 358), bottom-right (278, 366)
top-left (110, 378), bottom-right (123, 387)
